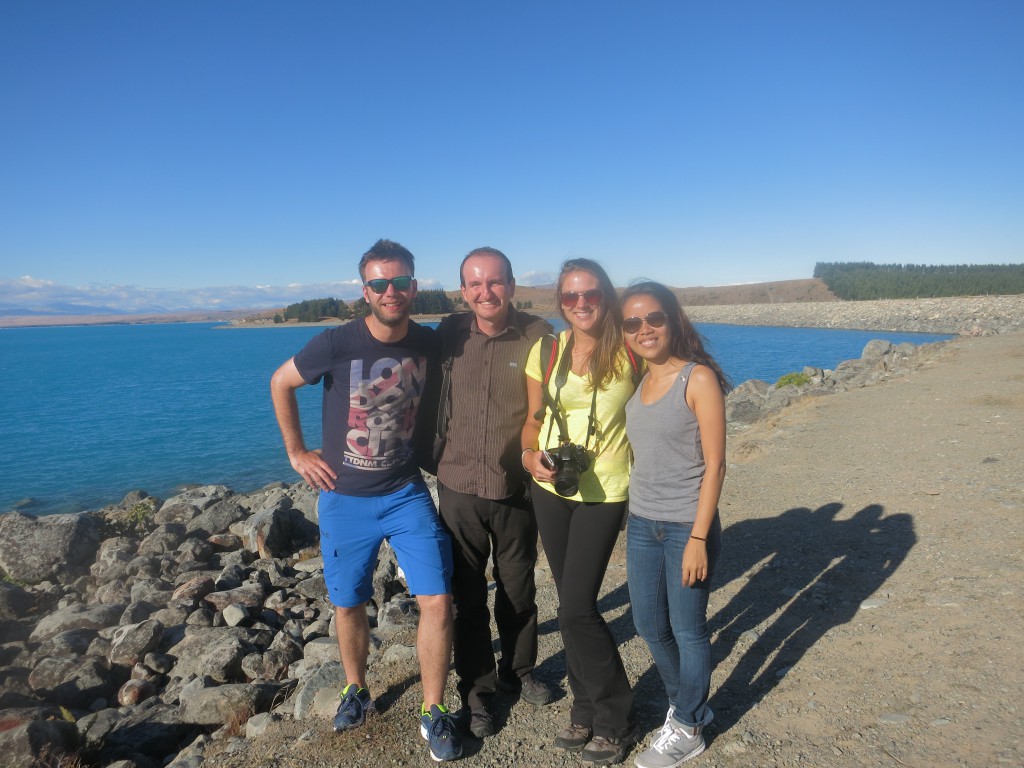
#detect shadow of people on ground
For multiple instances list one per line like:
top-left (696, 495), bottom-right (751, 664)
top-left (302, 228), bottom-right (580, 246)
top-left (708, 502), bottom-right (916, 733)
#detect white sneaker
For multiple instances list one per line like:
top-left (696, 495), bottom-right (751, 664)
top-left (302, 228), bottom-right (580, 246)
top-left (633, 713), bottom-right (704, 768)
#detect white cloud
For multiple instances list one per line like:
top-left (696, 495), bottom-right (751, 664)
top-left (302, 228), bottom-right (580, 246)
top-left (0, 275), bottom-right (453, 315)
top-left (517, 270), bottom-right (557, 287)
top-left (0, 276), bottom-right (384, 314)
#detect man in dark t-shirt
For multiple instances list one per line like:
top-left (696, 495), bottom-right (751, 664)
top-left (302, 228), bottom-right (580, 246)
top-left (270, 239), bottom-right (461, 762)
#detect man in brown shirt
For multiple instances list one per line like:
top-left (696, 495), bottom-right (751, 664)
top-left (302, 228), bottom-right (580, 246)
top-left (436, 247), bottom-right (555, 738)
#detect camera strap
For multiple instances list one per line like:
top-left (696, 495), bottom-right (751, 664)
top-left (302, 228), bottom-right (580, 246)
top-left (542, 333), bottom-right (598, 452)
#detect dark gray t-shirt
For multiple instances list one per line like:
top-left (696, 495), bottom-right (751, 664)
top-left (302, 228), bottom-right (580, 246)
top-left (293, 319), bottom-right (437, 497)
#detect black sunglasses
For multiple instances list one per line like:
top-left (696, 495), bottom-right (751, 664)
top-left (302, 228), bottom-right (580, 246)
top-left (364, 275), bottom-right (414, 294)
top-left (623, 311), bottom-right (668, 334)
top-left (560, 289), bottom-right (604, 308)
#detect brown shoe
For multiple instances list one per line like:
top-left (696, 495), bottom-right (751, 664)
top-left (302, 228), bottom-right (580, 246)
top-left (498, 672), bottom-right (555, 706)
top-left (468, 707), bottom-right (494, 738)
top-left (554, 722), bottom-right (592, 752)
top-left (581, 734), bottom-right (632, 765)
top-left (520, 675), bottom-right (555, 706)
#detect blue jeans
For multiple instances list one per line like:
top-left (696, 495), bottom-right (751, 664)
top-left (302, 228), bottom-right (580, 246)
top-left (626, 513), bottom-right (721, 728)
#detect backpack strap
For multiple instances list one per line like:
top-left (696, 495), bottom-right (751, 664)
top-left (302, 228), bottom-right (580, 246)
top-left (541, 333), bottom-right (559, 386)
top-left (624, 344), bottom-right (642, 388)
top-left (532, 333), bottom-right (560, 422)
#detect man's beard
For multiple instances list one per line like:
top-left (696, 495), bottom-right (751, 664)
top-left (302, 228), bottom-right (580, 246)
top-left (371, 302), bottom-right (408, 328)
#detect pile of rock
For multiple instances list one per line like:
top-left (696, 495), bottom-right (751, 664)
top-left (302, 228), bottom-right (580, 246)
top-left (0, 483), bottom-right (425, 768)
top-left (725, 338), bottom-right (950, 429)
top-left (688, 294), bottom-right (1024, 336)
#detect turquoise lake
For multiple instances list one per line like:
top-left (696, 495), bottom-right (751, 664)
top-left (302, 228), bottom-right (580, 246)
top-left (0, 321), bottom-right (951, 515)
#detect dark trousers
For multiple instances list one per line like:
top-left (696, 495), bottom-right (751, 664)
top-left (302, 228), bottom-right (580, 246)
top-left (438, 482), bottom-right (540, 710)
top-left (531, 481), bottom-right (634, 740)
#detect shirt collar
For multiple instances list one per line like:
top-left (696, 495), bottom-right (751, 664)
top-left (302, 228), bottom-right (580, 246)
top-left (469, 306), bottom-right (524, 338)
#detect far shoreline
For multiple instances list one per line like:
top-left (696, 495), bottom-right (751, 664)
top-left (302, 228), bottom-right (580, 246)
top-left (162, 294), bottom-right (1024, 337)
top-left (3, 294), bottom-right (1022, 336)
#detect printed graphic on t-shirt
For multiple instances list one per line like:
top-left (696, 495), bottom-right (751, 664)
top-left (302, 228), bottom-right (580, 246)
top-left (345, 355), bottom-right (427, 471)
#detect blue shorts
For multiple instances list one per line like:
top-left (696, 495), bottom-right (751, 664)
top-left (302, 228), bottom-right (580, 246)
top-left (318, 481), bottom-right (453, 608)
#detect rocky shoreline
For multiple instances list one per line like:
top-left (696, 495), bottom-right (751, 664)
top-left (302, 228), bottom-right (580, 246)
top-left (0, 308), bottom-right (1020, 767)
top-left (686, 294), bottom-right (1024, 336)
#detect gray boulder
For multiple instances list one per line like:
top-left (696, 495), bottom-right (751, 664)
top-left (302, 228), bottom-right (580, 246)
top-left (130, 578), bottom-right (175, 606)
top-left (171, 576), bottom-right (216, 606)
top-left (108, 619), bottom-right (164, 667)
top-left (137, 523), bottom-right (187, 557)
top-left (0, 719), bottom-right (79, 768)
top-left (186, 499), bottom-right (247, 538)
top-left (28, 655), bottom-right (120, 709)
top-left (0, 511), bottom-right (101, 585)
top-left (376, 596), bottom-right (420, 636)
top-left (101, 701), bottom-right (197, 765)
top-left (0, 582), bottom-right (35, 621)
top-left (76, 706), bottom-right (125, 754)
top-left (861, 339), bottom-right (894, 360)
top-left (242, 498), bottom-right (292, 559)
top-left (94, 579), bottom-right (132, 605)
top-left (166, 627), bottom-right (269, 683)
top-left (203, 583), bottom-right (266, 612)
top-left (725, 379), bottom-right (771, 425)
top-left (178, 681), bottom-right (280, 726)
top-left (154, 502), bottom-right (201, 526)
top-left (161, 485), bottom-right (234, 512)
top-left (372, 543), bottom-right (405, 607)
top-left (29, 602), bottom-right (124, 644)
top-left (291, 660), bottom-right (346, 720)
top-left (34, 627), bottom-right (96, 659)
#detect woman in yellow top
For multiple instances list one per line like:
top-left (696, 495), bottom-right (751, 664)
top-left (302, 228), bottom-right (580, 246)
top-left (521, 258), bottom-right (636, 765)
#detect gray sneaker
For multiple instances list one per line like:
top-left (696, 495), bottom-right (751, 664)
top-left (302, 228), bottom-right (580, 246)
top-left (633, 718), bottom-right (704, 768)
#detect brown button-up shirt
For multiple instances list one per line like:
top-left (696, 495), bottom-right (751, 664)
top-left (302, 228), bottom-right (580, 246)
top-left (436, 307), bottom-right (552, 500)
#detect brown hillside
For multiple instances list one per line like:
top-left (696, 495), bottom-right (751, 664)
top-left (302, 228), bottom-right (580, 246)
top-left (447, 278), bottom-right (838, 315)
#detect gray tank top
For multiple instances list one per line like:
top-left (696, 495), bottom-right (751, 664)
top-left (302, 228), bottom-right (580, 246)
top-left (625, 362), bottom-right (704, 523)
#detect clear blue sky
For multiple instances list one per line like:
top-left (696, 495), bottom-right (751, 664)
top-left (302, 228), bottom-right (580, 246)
top-left (2, 1), bottom-right (1021, 312)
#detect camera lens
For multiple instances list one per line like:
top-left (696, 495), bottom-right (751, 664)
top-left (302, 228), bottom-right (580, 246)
top-left (554, 463), bottom-right (581, 497)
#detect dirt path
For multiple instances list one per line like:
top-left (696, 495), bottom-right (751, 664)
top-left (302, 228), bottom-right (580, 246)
top-left (200, 332), bottom-right (1023, 768)
top-left (705, 331), bottom-right (1023, 767)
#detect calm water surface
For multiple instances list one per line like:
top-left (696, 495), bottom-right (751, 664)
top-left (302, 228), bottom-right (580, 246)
top-left (0, 320), bottom-right (950, 515)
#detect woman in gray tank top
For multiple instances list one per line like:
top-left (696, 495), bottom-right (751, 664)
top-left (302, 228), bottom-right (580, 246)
top-left (621, 282), bottom-right (731, 768)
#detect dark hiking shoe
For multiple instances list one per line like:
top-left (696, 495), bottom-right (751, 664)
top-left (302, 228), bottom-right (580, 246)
top-left (467, 706), bottom-right (495, 738)
top-left (498, 672), bottom-right (555, 705)
top-left (554, 722), bottom-right (593, 751)
top-left (581, 734), bottom-right (634, 765)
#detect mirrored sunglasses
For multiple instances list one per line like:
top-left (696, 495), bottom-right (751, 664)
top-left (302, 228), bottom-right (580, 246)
top-left (560, 289), bottom-right (604, 308)
top-left (623, 311), bottom-right (668, 334)
top-left (364, 275), bottom-right (414, 294)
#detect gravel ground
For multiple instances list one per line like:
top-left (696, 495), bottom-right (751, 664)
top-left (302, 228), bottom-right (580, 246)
top-left (200, 331), bottom-right (1023, 768)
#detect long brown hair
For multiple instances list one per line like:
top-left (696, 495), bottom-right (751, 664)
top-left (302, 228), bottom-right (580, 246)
top-left (555, 258), bottom-right (626, 391)
top-left (620, 281), bottom-right (731, 393)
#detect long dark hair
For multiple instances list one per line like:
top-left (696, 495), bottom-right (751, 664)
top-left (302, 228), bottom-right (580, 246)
top-left (555, 258), bottom-right (626, 390)
top-left (620, 281), bottom-right (731, 393)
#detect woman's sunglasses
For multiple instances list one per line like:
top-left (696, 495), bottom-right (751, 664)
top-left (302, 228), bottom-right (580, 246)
top-left (364, 275), bottom-right (414, 294)
top-left (560, 289), bottom-right (604, 308)
top-left (623, 311), bottom-right (668, 334)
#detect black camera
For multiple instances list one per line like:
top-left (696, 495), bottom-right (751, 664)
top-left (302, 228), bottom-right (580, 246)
top-left (547, 442), bottom-right (591, 497)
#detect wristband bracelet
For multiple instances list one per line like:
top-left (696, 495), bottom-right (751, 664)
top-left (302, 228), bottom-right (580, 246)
top-left (521, 448), bottom-right (535, 469)
top-left (689, 534), bottom-right (707, 542)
